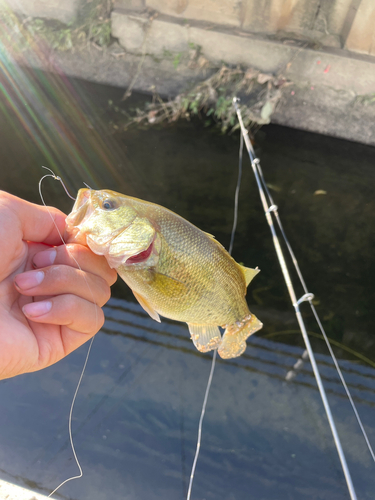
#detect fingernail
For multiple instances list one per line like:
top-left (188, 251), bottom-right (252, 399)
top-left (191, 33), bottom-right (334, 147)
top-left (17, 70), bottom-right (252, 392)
top-left (14, 271), bottom-right (45, 290)
top-left (33, 248), bottom-right (57, 268)
top-left (23, 301), bottom-right (52, 317)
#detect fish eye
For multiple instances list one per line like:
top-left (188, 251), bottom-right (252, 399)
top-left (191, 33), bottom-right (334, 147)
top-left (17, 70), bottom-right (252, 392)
top-left (102, 199), bottom-right (117, 211)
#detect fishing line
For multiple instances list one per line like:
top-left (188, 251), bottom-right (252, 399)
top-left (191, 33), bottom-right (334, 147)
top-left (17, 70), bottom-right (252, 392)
top-left (186, 350), bottom-right (217, 500)
top-left (38, 168), bottom-right (98, 497)
top-left (186, 130), bottom-right (244, 500)
top-left (229, 132), bottom-right (243, 255)
top-left (47, 336), bottom-right (95, 497)
top-left (233, 98), bottom-right (359, 500)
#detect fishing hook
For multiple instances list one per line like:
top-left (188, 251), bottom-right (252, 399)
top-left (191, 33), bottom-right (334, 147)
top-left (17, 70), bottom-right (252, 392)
top-left (41, 166), bottom-right (76, 200)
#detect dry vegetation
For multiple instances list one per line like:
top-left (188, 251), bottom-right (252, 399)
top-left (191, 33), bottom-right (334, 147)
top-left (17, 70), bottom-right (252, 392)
top-left (110, 65), bottom-right (291, 133)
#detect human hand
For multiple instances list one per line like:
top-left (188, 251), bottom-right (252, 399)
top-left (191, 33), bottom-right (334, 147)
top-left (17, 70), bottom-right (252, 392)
top-left (0, 191), bottom-right (117, 380)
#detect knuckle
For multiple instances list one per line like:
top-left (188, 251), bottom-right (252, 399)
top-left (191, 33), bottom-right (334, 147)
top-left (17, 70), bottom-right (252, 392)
top-left (62, 295), bottom-right (104, 333)
top-left (90, 306), bottom-right (105, 333)
top-left (62, 293), bottom-right (78, 311)
top-left (97, 308), bottom-right (105, 331)
top-left (64, 244), bottom-right (82, 266)
top-left (96, 280), bottom-right (111, 307)
top-left (46, 265), bottom-right (71, 287)
top-left (109, 270), bottom-right (118, 286)
top-left (102, 285), bottom-right (111, 305)
top-left (64, 243), bottom-right (77, 255)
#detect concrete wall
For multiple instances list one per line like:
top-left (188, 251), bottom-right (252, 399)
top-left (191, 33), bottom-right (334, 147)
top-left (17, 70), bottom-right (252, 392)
top-left (1, 0), bottom-right (375, 56)
top-left (1, 0), bottom-right (375, 145)
top-left (345, 0), bottom-right (375, 56)
top-left (115, 0), bottom-right (375, 55)
top-left (0, 0), bottom-right (81, 24)
top-left (110, 9), bottom-right (375, 96)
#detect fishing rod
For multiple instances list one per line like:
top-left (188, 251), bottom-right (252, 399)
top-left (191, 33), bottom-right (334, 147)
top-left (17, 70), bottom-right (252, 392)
top-left (233, 98), bottom-right (358, 500)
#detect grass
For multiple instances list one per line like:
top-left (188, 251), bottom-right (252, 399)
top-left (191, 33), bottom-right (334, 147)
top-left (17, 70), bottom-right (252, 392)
top-left (1, 0), bottom-right (113, 52)
top-left (355, 93), bottom-right (375, 106)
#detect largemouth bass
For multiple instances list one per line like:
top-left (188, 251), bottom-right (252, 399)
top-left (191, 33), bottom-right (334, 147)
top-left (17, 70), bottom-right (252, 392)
top-left (65, 189), bottom-right (263, 358)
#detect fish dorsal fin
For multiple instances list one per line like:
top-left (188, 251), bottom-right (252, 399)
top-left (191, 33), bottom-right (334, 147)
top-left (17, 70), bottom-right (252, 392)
top-left (239, 265), bottom-right (260, 286)
top-left (187, 324), bottom-right (222, 353)
top-left (132, 290), bottom-right (161, 323)
top-left (204, 231), bottom-right (228, 251)
top-left (204, 231), bottom-right (216, 239)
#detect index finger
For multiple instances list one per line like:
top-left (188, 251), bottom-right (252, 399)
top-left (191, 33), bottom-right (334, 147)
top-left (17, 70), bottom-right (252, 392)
top-left (0, 191), bottom-right (68, 245)
top-left (33, 243), bottom-right (118, 286)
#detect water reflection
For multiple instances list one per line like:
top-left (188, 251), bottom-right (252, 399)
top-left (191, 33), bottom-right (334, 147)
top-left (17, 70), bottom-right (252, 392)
top-left (1, 297), bottom-right (375, 499)
top-left (104, 298), bottom-right (375, 408)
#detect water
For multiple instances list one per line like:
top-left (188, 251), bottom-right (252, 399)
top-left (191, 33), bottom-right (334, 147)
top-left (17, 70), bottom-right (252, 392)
top-left (0, 67), bottom-right (375, 500)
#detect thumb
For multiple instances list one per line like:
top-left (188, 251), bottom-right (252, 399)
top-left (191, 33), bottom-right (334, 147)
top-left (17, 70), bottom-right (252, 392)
top-left (0, 192), bottom-right (67, 245)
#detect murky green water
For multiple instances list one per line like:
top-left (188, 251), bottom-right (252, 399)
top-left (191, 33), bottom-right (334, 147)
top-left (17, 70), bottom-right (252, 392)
top-left (0, 68), bottom-right (375, 500)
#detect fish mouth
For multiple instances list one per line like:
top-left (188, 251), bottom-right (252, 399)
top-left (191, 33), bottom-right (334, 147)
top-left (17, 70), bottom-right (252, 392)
top-left (64, 188), bottom-right (93, 244)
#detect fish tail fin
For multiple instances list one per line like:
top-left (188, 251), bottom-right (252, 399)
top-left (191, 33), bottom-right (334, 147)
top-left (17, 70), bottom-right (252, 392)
top-left (218, 313), bottom-right (263, 359)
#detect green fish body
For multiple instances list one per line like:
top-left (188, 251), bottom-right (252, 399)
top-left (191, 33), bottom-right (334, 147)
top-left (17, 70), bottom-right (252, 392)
top-left (65, 189), bottom-right (263, 358)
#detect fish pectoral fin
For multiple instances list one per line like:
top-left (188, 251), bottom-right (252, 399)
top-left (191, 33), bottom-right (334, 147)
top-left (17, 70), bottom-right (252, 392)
top-left (132, 290), bottom-right (161, 323)
top-left (239, 265), bottom-right (260, 286)
top-left (187, 324), bottom-right (222, 353)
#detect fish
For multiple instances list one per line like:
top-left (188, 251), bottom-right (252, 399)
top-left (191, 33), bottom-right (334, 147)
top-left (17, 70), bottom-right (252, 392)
top-left (65, 189), bottom-right (263, 358)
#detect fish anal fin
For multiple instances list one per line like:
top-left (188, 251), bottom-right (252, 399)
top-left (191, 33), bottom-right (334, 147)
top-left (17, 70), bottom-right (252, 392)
top-left (239, 265), bottom-right (260, 287)
top-left (132, 290), bottom-right (161, 323)
top-left (188, 324), bottom-right (222, 353)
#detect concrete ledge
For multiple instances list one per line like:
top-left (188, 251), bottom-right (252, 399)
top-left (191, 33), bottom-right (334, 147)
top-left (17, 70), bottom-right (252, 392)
top-left (0, 479), bottom-right (49, 500)
top-left (272, 84), bottom-right (375, 145)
